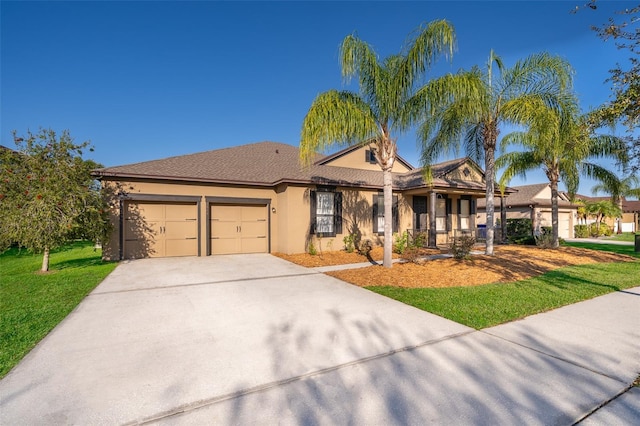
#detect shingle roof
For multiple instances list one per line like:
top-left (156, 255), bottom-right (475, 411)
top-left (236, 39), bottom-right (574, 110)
top-left (93, 141), bottom-right (485, 191)
top-left (476, 183), bottom-right (577, 208)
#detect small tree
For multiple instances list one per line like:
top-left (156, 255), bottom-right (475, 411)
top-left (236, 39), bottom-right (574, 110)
top-left (0, 129), bottom-right (111, 272)
top-left (586, 199), bottom-right (622, 236)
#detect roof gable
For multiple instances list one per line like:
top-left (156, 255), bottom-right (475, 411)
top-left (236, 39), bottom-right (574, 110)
top-left (315, 144), bottom-right (414, 172)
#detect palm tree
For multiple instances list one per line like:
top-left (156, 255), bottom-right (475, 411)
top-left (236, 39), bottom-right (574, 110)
top-left (497, 99), bottom-right (628, 247)
top-left (586, 199), bottom-right (623, 236)
top-left (300, 20), bottom-right (457, 268)
top-left (592, 174), bottom-right (640, 232)
top-left (418, 50), bottom-right (573, 254)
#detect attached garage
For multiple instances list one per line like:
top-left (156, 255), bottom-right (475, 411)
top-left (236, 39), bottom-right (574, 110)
top-left (207, 197), bottom-right (270, 255)
top-left (122, 195), bottom-right (201, 259)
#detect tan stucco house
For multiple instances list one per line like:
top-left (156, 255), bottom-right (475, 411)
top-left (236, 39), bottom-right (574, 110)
top-left (575, 195), bottom-right (640, 233)
top-left (476, 183), bottom-right (578, 239)
top-left (94, 142), bottom-right (491, 260)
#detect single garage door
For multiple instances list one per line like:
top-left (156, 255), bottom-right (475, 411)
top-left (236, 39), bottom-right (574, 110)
top-left (559, 212), bottom-right (571, 239)
top-left (124, 202), bottom-right (198, 258)
top-left (210, 204), bottom-right (268, 254)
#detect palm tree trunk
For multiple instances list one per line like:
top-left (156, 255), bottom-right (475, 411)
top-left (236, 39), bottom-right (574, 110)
top-left (382, 167), bottom-right (393, 268)
top-left (550, 179), bottom-right (560, 248)
top-left (484, 146), bottom-right (496, 255)
top-left (41, 246), bottom-right (50, 272)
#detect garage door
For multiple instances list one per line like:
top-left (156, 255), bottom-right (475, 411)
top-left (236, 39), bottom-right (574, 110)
top-left (124, 202), bottom-right (198, 259)
top-left (210, 204), bottom-right (268, 254)
top-left (559, 213), bottom-right (570, 239)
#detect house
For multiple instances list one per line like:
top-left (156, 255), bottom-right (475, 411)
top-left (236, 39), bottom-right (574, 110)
top-left (93, 142), bottom-right (494, 260)
top-left (476, 183), bottom-right (578, 239)
top-left (575, 195), bottom-right (640, 233)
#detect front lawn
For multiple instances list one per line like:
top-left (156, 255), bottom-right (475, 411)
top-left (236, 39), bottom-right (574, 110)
top-left (603, 232), bottom-right (637, 242)
top-left (366, 243), bottom-right (639, 329)
top-left (0, 242), bottom-right (117, 378)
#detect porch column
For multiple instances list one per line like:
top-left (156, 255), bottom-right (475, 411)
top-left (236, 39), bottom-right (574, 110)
top-left (428, 190), bottom-right (437, 248)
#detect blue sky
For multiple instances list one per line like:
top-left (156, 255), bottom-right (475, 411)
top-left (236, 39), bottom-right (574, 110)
top-left (1, 1), bottom-right (635, 195)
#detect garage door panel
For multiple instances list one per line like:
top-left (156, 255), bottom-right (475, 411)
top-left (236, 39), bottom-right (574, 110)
top-left (211, 238), bottom-right (240, 255)
top-left (240, 221), bottom-right (267, 237)
top-left (165, 238), bottom-right (198, 257)
top-left (211, 221), bottom-right (240, 238)
top-left (165, 220), bottom-right (197, 239)
top-left (241, 206), bottom-right (267, 221)
top-left (133, 203), bottom-right (165, 220)
top-left (211, 205), bottom-right (241, 221)
top-left (166, 203), bottom-right (198, 220)
top-left (241, 237), bottom-right (268, 253)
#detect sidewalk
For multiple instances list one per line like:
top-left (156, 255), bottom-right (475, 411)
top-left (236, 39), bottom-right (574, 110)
top-left (565, 237), bottom-right (635, 246)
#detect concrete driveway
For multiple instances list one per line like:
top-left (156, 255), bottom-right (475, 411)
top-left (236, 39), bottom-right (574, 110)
top-left (1, 255), bottom-right (638, 425)
top-left (0, 254), bottom-right (471, 424)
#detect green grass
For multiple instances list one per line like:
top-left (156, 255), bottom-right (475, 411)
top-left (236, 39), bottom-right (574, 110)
top-left (0, 242), bottom-right (117, 378)
top-left (563, 240), bottom-right (640, 258)
top-left (368, 245), bottom-right (640, 329)
top-left (603, 232), bottom-right (637, 242)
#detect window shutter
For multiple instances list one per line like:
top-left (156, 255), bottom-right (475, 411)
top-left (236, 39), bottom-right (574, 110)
top-left (446, 198), bottom-right (452, 231)
top-left (372, 194), bottom-right (379, 233)
top-left (310, 190), bottom-right (317, 234)
top-left (471, 198), bottom-right (476, 215)
top-left (335, 192), bottom-right (343, 234)
top-left (457, 198), bottom-right (461, 229)
top-left (392, 195), bottom-right (399, 233)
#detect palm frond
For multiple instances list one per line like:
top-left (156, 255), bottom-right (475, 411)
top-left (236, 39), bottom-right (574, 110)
top-left (300, 90), bottom-right (379, 165)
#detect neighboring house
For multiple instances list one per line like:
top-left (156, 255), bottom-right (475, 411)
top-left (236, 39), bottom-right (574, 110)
top-left (94, 142), bottom-right (495, 260)
top-left (575, 195), bottom-right (640, 233)
top-left (476, 183), bottom-right (578, 239)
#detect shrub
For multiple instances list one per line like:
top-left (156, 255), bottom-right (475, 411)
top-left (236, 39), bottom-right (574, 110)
top-left (401, 247), bottom-right (426, 265)
top-left (574, 224), bottom-right (589, 238)
top-left (343, 234), bottom-right (355, 253)
top-left (506, 218), bottom-right (532, 244)
top-left (393, 231), bottom-right (409, 254)
top-left (357, 239), bottom-right (372, 256)
top-left (308, 242), bottom-right (317, 256)
top-left (450, 235), bottom-right (476, 260)
top-left (411, 231), bottom-right (428, 248)
top-left (590, 222), bottom-right (612, 237)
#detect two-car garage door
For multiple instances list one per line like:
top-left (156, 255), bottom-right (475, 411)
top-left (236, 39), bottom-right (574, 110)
top-left (123, 199), bottom-right (269, 258)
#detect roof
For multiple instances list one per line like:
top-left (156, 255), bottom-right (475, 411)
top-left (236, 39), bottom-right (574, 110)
top-left (476, 183), bottom-right (576, 209)
top-left (93, 141), bottom-right (486, 192)
top-left (315, 143), bottom-right (415, 170)
top-left (623, 200), bottom-right (640, 213)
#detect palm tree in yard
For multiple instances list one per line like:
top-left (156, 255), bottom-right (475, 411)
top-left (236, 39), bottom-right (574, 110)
top-left (418, 50), bottom-right (573, 254)
top-left (592, 174), bottom-right (640, 233)
top-left (300, 20), bottom-right (458, 268)
top-left (497, 98), bottom-right (629, 248)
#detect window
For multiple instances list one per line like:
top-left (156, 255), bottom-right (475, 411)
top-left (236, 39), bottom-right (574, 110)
top-left (435, 195), bottom-right (451, 232)
top-left (373, 193), bottom-right (399, 234)
top-left (310, 190), bottom-right (342, 237)
top-left (459, 198), bottom-right (470, 230)
top-left (436, 198), bottom-right (447, 231)
top-left (365, 149), bottom-right (377, 164)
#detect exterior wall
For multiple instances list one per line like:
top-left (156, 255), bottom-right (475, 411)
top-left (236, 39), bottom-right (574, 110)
top-left (102, 179), bottom-right (417, 258)
top-left (323, 145), bottom-right (412, 173)
top-left (102, 179), bottom-right (279, 260)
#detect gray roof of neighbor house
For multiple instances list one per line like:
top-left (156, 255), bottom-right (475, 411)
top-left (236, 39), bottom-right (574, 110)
top-left (476, 183), bottom-right (576, 209)
top-left (93, 141), bottom-right (489, 192)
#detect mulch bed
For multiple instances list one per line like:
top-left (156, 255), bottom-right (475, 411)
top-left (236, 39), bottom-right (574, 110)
top-left (276, 245), bottom-right (636, 288)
